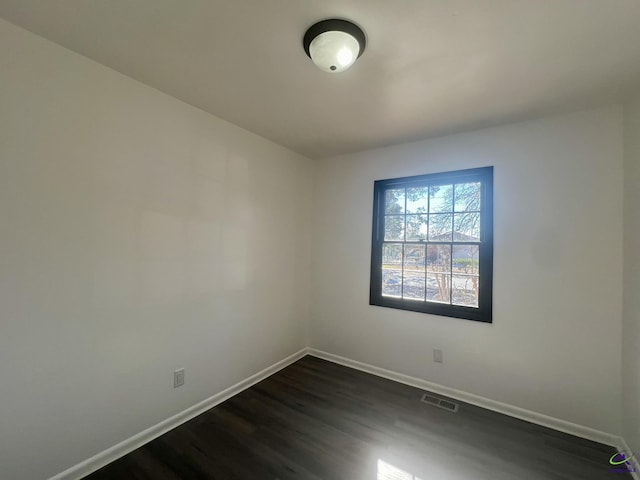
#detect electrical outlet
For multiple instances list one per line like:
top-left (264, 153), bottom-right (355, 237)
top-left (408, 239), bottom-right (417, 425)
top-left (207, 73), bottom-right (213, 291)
top-left (174, 368), bottom-right (185, 388)
top-left (433, 349), bottom-right (443, 363)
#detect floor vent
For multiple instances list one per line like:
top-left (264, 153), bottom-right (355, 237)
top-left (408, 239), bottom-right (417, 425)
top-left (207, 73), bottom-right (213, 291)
top-left (420, 393), bottom-right (459, 413)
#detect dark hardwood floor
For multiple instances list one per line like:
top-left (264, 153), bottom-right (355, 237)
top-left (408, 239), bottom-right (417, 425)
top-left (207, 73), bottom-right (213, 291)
top-left (84, 355), bottom-right (629, 479)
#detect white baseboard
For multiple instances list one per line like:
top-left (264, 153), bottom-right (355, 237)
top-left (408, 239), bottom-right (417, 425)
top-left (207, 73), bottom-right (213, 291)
top-left (49, 348), bottom-right (308, 480)
top-left (307, 348), bottom-right (622, 448)
top-left (50, 346), bottom-right (638, 480)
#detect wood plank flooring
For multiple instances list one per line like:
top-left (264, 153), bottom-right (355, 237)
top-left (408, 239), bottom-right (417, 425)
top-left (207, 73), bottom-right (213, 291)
top-left (84, 355), bottom-right (629, 479)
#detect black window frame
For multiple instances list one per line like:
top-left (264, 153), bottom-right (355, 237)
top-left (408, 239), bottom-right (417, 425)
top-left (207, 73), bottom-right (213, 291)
top-left (369, 166), bottom-right (493, 323)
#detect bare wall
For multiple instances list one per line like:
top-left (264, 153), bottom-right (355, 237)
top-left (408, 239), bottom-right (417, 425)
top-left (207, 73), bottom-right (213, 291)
top-left (0, 19), bottom-right (312, 480)
top-left (310, 107), bottom-right (624, 435)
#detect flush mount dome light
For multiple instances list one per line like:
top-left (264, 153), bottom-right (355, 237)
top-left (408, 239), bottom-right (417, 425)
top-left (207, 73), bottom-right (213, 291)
top-left (303, 19), bottom-right (366, 73)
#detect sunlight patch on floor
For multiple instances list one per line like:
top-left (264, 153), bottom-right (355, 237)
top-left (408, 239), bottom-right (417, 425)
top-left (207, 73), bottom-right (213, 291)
top-left (377, 459), bottom-right (424, 480)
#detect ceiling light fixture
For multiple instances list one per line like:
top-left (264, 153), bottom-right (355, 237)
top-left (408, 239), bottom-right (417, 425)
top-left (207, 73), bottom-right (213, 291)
top-left (303, 19), bottom-right (366, 73)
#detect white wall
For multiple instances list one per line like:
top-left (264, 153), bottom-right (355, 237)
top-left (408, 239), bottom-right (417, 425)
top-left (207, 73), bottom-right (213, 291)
top-left (623, 94), bottom-right (640, 451)
top-left (310, 107), bottom-right (624, 435)
top-left (0, 19), bottom-right (312, 480)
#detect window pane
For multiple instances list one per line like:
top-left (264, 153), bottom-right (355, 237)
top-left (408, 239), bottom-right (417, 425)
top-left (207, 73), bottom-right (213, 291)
top-left (406, 187), bottom-right (428, 213)
top-left (454, 182), bottom-right (481, 212)
top-left (429, 184), bottom-right (453, 213)
top-left (452, 245), bottom-right (479, 274)
top-left (403, 271), bottom-right (425, 301)
top-left (382, 243), bottom-right (403, 297)
top-left (383, 243), bottom-right (403, 265)
top-left (454, 213), bottom-right (480, 241)
top-left (384, 215), bottom-right (405, 241)
top-left (427, 273), bottom-right (451, 303)
top-left (385, 189), bottom-right (405, 214)
top-left (404, 244), bottom-right (425, 268)
top-left (405, 215), bottom-right (428, 241)
top-left (426, 244), bottom-right (451, 272)
top-left (404, 245), bottom-right (425, 300)
top-left (428, 214), bottom-right (452, 241)
top-left (452, 275), bottom-right (479, 307)
top-left (382, 269), bottom-right (402, 297)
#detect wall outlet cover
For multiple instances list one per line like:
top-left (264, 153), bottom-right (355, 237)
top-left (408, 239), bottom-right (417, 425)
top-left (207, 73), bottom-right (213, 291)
top-left (433, 349), bottom-right (443, 363)
top-left (174, 368), bottom-right (185, 388)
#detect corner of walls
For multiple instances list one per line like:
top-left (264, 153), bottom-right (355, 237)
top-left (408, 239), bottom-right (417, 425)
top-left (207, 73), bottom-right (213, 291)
top-left (623, 92), bottom-right (640, 453)
top-left (302, 158), bottom-right (320, 348)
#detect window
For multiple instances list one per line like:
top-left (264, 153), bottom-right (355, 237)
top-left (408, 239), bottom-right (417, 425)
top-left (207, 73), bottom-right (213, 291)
top-left (370, 166), bottom-right (493, 323)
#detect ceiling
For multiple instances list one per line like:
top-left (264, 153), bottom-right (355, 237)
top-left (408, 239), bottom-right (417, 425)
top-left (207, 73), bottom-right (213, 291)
top-left (1, 1), bottom-right (639, 159)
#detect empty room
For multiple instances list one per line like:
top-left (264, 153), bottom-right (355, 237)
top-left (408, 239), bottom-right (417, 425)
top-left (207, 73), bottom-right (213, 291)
top-left (1, 1), bottom-right (640, 479)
